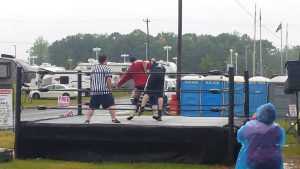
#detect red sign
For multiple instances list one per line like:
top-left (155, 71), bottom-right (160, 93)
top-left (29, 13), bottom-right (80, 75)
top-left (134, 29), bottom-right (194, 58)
top-left (0, 89), bottom-right (11, 94)
top-left (57, 96), bottom-right (70, 107)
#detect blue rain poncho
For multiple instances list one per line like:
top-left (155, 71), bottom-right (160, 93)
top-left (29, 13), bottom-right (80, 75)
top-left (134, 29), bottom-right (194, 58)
top-left (235, 103), bottom-right (286, 169)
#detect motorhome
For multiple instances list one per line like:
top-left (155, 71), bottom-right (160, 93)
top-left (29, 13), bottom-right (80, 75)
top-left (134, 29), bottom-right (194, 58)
top-left (74, 58), bottom-right (131, 74)
top-left (156, 60), bottom-right (177, 78)
top-left (25, 63), bottom-right (66, 90)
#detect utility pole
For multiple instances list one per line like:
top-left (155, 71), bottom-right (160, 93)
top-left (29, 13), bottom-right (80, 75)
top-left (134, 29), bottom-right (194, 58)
top-left (245, 46), bottom-right (249, 71)
top-left (144, 43), bottom-right (148, 60)
top-left (253, 3), bottom-right (257, 77)
top-left (143, 18), bottom-right (150, 59)
top-left (259, 9), bottom-right (262, 76)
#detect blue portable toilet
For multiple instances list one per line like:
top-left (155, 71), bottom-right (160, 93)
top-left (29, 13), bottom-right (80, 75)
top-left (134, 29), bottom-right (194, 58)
top-left (249, 76), bottom-right (270, 115)
top-left (180, 75), bottom-right (203, 116)
top-left (269, 76), bottom-right (291, 117)
top-left (201, 75), bottom-right (228, 117)
top-left (223, 76), bottom-right (244, 117)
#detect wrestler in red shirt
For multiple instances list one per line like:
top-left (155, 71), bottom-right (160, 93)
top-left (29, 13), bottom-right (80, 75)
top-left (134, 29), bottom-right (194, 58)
top-left (116, 57), bottom-right (154, 120)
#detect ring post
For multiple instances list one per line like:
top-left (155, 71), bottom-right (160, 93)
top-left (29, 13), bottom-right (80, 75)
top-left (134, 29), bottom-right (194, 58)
top-left (244, 71), bottom-right (249, 118)
top-left (77, 71), bottom-right (82, 115)
top-left (14, 67), bottom-right (22, 158)
top-left (228, 67), bottom-right (235, 165)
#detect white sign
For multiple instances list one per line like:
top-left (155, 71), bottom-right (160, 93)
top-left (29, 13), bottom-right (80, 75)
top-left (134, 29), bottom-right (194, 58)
top-left (57, 96), bottom-right (70, 107)
top-left (289, 104), bottom-right (297, 117)
top-left (0, 89), bottom-right (13, 129)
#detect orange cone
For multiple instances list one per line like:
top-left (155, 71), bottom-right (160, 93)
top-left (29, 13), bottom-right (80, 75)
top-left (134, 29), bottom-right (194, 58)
top-left (169, 94), bottom-right (179, 116)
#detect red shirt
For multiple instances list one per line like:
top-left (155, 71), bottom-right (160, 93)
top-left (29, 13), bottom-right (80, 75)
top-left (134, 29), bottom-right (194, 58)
top-left (117, 61), bottom-right (152, 87)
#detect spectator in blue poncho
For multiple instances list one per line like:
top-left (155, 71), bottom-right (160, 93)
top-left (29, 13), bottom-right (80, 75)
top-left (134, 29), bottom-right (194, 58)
top-left (235, 103), bottom-right (286, 169)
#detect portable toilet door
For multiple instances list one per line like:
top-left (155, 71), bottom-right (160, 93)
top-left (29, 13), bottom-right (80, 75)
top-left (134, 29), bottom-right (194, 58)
top-left (201, 75), bottom-right (227, 117)
top-left (180, 75), bottom-right (202, 116)
top-left (269, 76), bottom-right (290, 117)
top-left (249, 76), bottom-right (270, 115)
top-left (234, 76), bottom-right (245, 117)
top-left (223, 76), bottom-right (244, 117)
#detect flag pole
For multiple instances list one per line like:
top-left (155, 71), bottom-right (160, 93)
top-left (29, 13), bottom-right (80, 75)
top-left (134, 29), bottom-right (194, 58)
top-left (253, 3), bottom-right (257, 77)
top-left (280, 21), bottom-right (283, 74)
top-left (259, 9), bottom-right (262, 76)
top-left (285, 22), bottom-right (288, 74)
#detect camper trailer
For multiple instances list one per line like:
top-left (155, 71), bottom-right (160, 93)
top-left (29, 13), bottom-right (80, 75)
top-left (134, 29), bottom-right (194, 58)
top-left (74, 58), bottom-right (131, 74)
top-left (25, 63), bottom-right (66, 90)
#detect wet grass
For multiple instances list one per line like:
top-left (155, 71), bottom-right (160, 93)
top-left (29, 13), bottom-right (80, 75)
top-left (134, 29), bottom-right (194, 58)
top-left (0, 159), bottom-right (229, 169)
top-left (278, 120), bottom-right (300, 159)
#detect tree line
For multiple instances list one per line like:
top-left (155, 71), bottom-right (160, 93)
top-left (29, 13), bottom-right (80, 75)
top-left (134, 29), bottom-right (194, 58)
top-left (31, 30), bottom-right (300, 77)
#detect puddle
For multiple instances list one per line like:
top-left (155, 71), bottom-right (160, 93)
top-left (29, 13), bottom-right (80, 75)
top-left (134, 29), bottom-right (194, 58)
top-left (284, 159), bottom-right (300, 169)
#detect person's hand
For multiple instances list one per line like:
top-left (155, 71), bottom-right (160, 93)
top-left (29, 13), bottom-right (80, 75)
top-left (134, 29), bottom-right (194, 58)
top-left (243, 118), bottom-right (250, 124)
top-left (250, 113), bottom-right (256, 120)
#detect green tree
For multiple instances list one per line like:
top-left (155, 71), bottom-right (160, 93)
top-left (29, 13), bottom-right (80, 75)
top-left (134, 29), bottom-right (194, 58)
top-left (46, 30), bottom-right (283, 77)
top-left (200, 55), bottom-right (216, 71)
top-left (31, 36), bottom-right (49, 65)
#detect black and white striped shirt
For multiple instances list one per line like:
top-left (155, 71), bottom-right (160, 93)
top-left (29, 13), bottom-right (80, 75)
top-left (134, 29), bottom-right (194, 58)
top-left (90, 64), bottom-right (112, 95)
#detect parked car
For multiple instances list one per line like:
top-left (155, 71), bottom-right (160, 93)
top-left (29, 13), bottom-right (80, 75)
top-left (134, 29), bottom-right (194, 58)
top-left (69, 81), bottom-right (90, 97)
top-left (164, 77), bottom-right (176, 104)
top-left (29, 84), bottom-right (77, 99)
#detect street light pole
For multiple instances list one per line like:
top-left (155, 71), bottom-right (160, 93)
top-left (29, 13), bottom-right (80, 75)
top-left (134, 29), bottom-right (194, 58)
top-left (230, 49), bottom-right (233, 67)
top-left (173, 57), bottom-right (177, 65)
top-left (13, 45), bottom-right (16, 58)
top-left (121, 54), bottom-right (129, 63)
top-left (143, 18), bottom-right (150, 60)
top-left (92, 47), bottom-right (101, 60)
top-left (235, 52), bottom-right (238, 74)
top-left (163, 46), bottom-right (172, 62)
top-left (32, 56), bottom-right (37, 65)
top-left (26, 49), bottom-right (36, 65)
top-left (67, 59), bottom-right (73, 70)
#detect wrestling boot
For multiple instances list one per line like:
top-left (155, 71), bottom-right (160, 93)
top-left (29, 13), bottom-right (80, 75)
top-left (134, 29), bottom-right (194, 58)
top-left (156, 110), bottom-right (162, 121)
top-left (138, 107), bottom-right (145, 116)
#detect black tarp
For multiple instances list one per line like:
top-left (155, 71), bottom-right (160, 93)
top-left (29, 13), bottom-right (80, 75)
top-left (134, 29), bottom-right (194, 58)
top-left (18, 122), bottom-right (240, 164)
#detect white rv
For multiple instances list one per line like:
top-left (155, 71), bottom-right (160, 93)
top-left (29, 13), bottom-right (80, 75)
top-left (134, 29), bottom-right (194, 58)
top-left (74, 58), bottom-right (131, 74)
top-left (25, 63), bottom-right (66, 90)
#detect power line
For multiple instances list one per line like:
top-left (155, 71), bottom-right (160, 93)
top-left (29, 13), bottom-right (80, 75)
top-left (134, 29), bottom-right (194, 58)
top-left (143, 18), bottom-right (150, 59)
top-left (233, 0), bottom-right (284, 43)
top-left (0, 41), bottom-right (33, 45)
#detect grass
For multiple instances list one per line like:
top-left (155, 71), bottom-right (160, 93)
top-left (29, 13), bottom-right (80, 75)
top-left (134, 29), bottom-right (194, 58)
top-left (0, 159), bottom-right (229, 169)
top-left (0, 130), bottom-right (14, 149)
top-left (278, 120), bottom-right (300, 158)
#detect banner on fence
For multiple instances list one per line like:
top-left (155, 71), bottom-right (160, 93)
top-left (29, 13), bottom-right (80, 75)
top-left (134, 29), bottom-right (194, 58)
top-left (0, 89), bottom-right (13, 129)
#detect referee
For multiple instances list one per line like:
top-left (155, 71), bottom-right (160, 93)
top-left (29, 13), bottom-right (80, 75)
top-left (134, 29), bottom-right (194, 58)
top-left (84, 54), bottom-right (120, 124)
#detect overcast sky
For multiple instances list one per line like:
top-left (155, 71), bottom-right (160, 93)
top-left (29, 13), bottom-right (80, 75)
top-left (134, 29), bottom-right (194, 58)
top-left (1, 0), bottom-right (300, 61)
